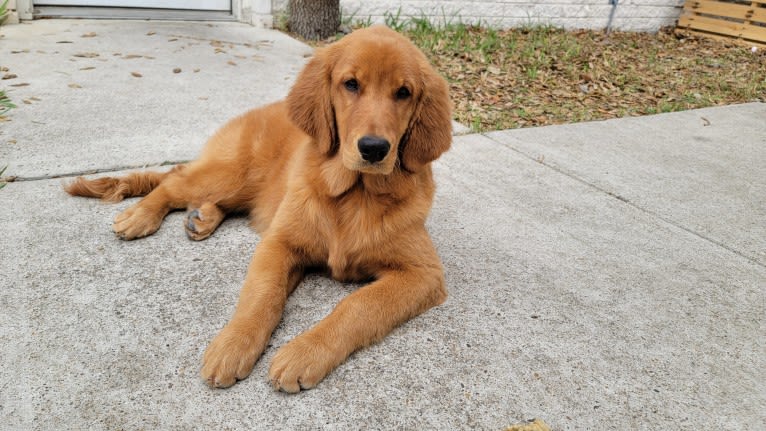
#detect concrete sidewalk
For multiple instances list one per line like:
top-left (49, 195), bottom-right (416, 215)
top-left (1, 20), bottom-right (764, 430)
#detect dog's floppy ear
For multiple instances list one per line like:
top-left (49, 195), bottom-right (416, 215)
top-left (287, 46), bottom-right (336, 154)
top-left (401, 66), bottom-right (453, 171)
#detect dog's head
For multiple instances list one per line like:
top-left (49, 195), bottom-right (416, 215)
top-left (287, 26), bottom-right (452, 175)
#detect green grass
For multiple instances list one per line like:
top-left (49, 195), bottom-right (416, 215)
top-left (0, 166), bottom-right (7, 190)
top-left (0, 0), bottom-right (9, 25)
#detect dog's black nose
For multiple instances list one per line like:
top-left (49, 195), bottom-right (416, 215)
top-left (357, 136), bottom-right (390, 163)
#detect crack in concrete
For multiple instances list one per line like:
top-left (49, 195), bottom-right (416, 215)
top-left (481, 132), bottom-right (766, 269)
top-left (2, 160), bottom-right (188, 183)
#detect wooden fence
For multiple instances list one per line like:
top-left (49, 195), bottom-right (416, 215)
top-left (677, 0), bottom-right (766, 47)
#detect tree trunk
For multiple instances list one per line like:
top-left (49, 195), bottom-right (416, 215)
top-left (289, 0), bottom-right (340, 40)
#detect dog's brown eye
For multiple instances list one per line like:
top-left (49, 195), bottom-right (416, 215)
top-left (344, 79), bottom-right (359, 92)
top-left (396, 86), bottom-right (411, 100)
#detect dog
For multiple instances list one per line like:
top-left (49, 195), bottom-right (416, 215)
top-left (64, 25), bottom-right (452, 393)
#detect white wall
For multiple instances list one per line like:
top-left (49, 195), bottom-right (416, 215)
top-left (273, 0), bottom-right (684, 32)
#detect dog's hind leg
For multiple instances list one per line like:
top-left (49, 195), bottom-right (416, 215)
top-left (113, 158), bottom-right (253, 240)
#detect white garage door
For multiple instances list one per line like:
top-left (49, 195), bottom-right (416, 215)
top-left (38, 0), bottom-right (230, 11)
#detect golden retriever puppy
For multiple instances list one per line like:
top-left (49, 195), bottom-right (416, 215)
top-left (64, 25), bottom-right (452, 393)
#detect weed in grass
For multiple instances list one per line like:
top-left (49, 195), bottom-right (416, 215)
top-left (384, 8), bottom-right (406, 32)
top-left (0, 90), bottom-right (15, 116)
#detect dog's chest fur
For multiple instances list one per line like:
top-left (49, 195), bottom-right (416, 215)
top-left (301, 173), bottom-right (429, 282)
top-left (323, 185), bottom-right (403, 281)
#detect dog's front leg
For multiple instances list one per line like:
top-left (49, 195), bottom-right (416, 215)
top-left (269, 265), bottom-right (447, 393)
top-left (201, 237), bottom-right (303, 388)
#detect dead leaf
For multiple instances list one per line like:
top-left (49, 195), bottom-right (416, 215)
top-left (68, 83), bottom-right (82, 89)
top-left (79, 66), bottom-right (96, 71)
top-left (2, 73), bottom-right (17, 80)
top-left (504, 419), bottom-right (551, 431)
top-left (10, 83), bottom-right (29, 87)
top-left (131, 72), bottom-right (143, 78)
top-left (73, 52), bottom-right (99, 58)
top-left (227, 61), bottom-right (237, 66)
top-left (146, 31), bottom-right (156, 36)
top-left (173, 68), bottom-right (182, 73)
top-left (81, 32), bottom-right (97, 38)
top-left (123, 54), bottom-right (142, 59)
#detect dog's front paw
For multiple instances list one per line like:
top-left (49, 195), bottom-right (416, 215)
top-left (201, 323), bottom-right (264, 388)
top-left (268, 334), bottom-right (339, 393)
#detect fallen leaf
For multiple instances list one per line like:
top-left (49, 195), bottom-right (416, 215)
top-left (73, 52), bottom-right (99, 58)
top-left (131, 72), bottom-right (143, 78)
top-left (2, 73), bottom-right (17, 80)
top-left (123, 54), bottom-right (142, 59)
top-left (81, 32), bottom-right (97, 38)
top-left (10, 83), bottom-right (29, 87)
top-left (173, 68), bottom-right (182, 73)
top-left (146, 31), bottom-right (156, 36)
top-left (68, 83), bottom-right (82, 88)
top-left (504, 418), bottom-right (551, 431)
top-left (79, 66), bottom-right (96, 71)
top-left (227, 61), bottom-right (237, 66)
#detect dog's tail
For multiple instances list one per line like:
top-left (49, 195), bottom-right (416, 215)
top-left (64, 165), bottom-right (185, 202)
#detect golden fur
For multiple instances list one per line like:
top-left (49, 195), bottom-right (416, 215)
top-left (64, 26), bottom-right (452, 393)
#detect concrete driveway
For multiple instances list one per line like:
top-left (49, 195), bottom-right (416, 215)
top-left (1, 20), bottom-right (764, 430)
